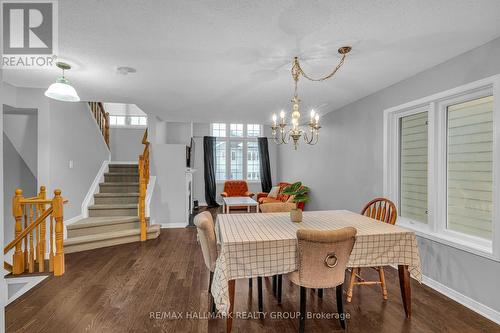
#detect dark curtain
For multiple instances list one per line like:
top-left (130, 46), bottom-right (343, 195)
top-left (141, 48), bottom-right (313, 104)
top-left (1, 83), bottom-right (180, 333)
top-left (258, 137), bottom-right (272, 193)
top-left (203, 136), bottom-right (219, 207)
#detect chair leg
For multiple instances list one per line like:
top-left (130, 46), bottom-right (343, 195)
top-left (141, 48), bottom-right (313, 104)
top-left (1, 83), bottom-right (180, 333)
top-left (272, 275), bottom-right (277, 296)
top-left (346, 268), bottom-right (357, 303)
top-left (209, 271), bottom-right (216, 313)
top-left (277, 274), bottom-right (282, 304)
top-left (299, 286), bottom-right (306, 333)
top-left (379, 266), bottom-right (388, 300)
top-left (318, 288), bottom-right (323, 298)
top-left (336, 284), bottom-right (347, 330)
top-left (249, 278), bottom-right (253, 289)
top-left (257, 277), bottom-right (263, 312)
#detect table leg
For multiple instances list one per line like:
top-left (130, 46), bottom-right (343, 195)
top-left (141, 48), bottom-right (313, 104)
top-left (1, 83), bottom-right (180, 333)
top-left (222, 203), bottom-right (225, 214)
top-left (247, 205), bottom-right (250, 213)
top-left (398, 265), bottom-right (411, 318)
top-left (227, 279), bottom-right (236, 333)
top-left (227, 206), bottom-right (230, 214)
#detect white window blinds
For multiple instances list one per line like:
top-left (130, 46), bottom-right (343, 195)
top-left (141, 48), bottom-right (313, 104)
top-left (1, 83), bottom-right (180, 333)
top-left (447, 95), bottom-right (493, 239)
top-left (400, 111), bottom-right (428, 223)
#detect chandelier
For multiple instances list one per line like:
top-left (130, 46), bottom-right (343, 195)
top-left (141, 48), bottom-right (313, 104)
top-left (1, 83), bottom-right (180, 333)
top-left (271, 46), bottom-right (352, 149)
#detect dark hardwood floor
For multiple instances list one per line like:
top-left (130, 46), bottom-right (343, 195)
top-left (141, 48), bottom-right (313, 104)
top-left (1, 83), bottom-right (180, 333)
top-left (6, 209), bottom-right (500, 332)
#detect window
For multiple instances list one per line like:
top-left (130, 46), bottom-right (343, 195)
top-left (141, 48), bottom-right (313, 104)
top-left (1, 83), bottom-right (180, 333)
top-left (247, 141), bottom-right (260, 181)
top-left (109, 115), bottom-right (147, 127)
top-left (247, 124), bottom-right (262, 137)
top-left (384, 75), bottom-right (500, 260)
top-left (212, 123), bottom-right (263, 181)
top-left (230, 124), bottom-right (243, 137)
top-left (212, 123), bottom-right (226, 137)
top-left (447, 96), bottom-right (493, 239)
top-left (400, 111), bottom-right (428, 223)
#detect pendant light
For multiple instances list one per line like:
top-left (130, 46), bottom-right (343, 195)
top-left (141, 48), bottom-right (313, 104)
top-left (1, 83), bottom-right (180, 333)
top-left (44, 62), bottom-right (80, 102)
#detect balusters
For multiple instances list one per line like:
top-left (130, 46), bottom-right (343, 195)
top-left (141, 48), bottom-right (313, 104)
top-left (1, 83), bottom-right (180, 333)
top-left (88, 102), bottom-right (110, 149)
top-left (49, 215), bottom-right (54, 272)
top-left (38, 186), bottom-right (47, 272)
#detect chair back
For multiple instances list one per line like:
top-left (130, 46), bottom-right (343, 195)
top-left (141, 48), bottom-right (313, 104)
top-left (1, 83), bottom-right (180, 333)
top-left (194, 211), bottom-right (218, 271)
top-left (361, 198), bottom-right (397, 225)
top-left (296, 227), bottom-right (357, 288)
top-left (223, 180), bottom-right (249, 197)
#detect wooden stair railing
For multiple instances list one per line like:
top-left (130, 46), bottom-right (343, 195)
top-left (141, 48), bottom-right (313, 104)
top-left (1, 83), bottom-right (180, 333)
top-left (88, 102), bottom-right (110, 149)
top-left (4, 186), bottom-right (67, 276)
top-left (138, 129), bottom-right (150, 241)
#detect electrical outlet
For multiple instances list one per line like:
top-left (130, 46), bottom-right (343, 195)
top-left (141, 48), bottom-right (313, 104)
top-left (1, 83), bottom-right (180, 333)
top-left (69, 160), bottom-right (73, 169)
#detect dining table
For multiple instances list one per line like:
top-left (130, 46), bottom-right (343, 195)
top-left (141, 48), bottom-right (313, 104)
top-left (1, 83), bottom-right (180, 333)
top-left (211, 210), bottom-right (422, 333)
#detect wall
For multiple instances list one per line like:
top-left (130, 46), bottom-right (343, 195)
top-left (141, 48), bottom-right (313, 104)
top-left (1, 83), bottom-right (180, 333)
top-left (109, 127), bottom-right (144, 161)
top-left (48, 100), bottom-right (111, 219)
top-left (0, 69), bottom-right (6, 331)
top-left (278, 37), bottom-right (500, 316)
top-left (150, 144), bottom-right (187, 226)
top-left (3, 108), bottom-right (37, 176)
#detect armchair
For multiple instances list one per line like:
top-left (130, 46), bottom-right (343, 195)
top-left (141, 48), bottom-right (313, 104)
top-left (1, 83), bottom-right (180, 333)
top-left (220, 180), bottom-right (254, 210)
top-left (257, 182), bottom-right (307, 210)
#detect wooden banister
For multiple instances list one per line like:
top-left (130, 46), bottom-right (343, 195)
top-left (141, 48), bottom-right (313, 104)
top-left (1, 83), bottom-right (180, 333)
top-left (5, 187), bottom-right (67, 276)
top-left (139, 129), bottom-right (150, 241)
top-left (88, 102), bottom-right (110, 149)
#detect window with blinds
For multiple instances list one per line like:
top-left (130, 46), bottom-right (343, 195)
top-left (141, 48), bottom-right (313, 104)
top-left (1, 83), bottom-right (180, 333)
top-left (400, 112), bottom-right (428, 223)
top-left (447, 96), bottom-right (493, 240)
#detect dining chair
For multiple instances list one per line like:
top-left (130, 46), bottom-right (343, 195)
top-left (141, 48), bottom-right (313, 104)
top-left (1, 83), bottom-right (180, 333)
top-left (193, 211), bottom-right (264, 313)
top-left (346, 198), bottom-right (397, 303)
top-left (288, 227), bottom-right (357, 332)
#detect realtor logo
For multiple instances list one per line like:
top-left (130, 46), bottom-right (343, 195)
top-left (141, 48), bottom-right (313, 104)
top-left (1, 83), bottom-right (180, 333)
top-left (2, 0), bottom-right (58, 68)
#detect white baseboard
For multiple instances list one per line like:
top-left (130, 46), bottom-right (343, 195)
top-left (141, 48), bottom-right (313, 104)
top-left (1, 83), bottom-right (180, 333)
top-left (65, 214), bottom-right (83, 226)
top-left (81, 159), bottom-right (110, 219)
top-left (421, 275), bottom-right (500, 324)
top-left (155, 222), bottom-right (188, 228)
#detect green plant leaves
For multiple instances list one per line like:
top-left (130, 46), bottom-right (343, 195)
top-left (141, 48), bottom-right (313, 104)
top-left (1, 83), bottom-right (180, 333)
top-left (282, 181), bottom-right (310, 203)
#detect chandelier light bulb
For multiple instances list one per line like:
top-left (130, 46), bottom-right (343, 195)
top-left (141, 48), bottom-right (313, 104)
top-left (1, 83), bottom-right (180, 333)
top-left (315, 113), bottom-right (320, 123)
top-left (280, 110), bottom-right (285, 119)
top-left (272, 114), bottom-right (277, 122)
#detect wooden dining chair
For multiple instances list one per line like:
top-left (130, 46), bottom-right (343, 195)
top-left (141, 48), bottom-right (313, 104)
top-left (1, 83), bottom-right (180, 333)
top-left (288, 227), bottom-right (357, 332)
top-left (193, 211), bottom-right (264, 313)
top-left (346, 198), bottom-right (397, 303)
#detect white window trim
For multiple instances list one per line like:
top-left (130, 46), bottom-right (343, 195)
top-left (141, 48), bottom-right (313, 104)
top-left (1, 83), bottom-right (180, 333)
top-left (211, 123), bottom-right (263, 183)
top-left (384, 74), bottom-right (500, 261)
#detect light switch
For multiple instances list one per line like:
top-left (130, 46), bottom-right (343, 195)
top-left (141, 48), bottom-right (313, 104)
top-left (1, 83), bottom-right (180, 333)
top-left (69, 160), bottom-right (73, 169)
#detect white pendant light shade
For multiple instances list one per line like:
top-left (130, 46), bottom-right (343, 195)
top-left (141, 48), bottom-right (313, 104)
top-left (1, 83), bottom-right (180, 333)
top-left (44, 77), bottom-right (80, 102)
top-left (45, 62), bottom-right (80, 102)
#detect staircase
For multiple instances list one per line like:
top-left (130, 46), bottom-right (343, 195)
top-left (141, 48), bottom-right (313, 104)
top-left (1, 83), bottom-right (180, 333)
top-left (65, 163), bottom-right (160, 253)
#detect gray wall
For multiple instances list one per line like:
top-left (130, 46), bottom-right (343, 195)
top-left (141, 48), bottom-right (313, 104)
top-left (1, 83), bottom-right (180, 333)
top-left (2, 108), bottom-right (38, 246)
top-left (278, 37), bottom-right (500, 313)
top-left (109, 127), bottom-right (144, 161)
top-left (2, 134), bottom-right (36, 245)
top-left (48, 100), bottom-right (111, 219)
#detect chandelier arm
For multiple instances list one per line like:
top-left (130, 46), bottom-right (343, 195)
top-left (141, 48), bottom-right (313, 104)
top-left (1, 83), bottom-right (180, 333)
top-left (296, 53), bottom-right (347, 82)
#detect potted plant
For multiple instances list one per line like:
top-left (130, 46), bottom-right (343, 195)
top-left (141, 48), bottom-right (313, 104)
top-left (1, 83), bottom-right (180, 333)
top-left (282, 181), bottom-right (310, 222)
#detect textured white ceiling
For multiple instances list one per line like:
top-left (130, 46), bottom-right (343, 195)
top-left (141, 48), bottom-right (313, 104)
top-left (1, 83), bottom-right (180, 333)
top-left (4, 0), bottom-right (500, 123)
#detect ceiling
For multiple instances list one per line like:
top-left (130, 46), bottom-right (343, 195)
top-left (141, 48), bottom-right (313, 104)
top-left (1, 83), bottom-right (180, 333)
top-left (4, 0), bottom-right (500, 123)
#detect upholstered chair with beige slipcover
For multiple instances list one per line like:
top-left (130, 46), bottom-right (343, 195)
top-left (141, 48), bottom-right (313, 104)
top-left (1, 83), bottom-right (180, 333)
top-left (288, 227), bottom-right (357, 332)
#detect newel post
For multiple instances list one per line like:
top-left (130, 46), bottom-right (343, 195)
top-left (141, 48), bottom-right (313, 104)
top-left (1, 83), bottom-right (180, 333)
top-left (52, 189), bottom-right (65, 276)
top-left (12, 189), bottom-right (24, 274)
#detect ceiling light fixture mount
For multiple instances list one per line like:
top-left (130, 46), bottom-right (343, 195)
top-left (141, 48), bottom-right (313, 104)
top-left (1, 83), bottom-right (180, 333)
top-left (271, 46), bottom-right (351, 149)
top-left (44, 62), bottom-right (80, 102)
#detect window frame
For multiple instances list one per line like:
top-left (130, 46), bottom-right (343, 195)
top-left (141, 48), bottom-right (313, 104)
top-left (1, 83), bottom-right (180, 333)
top-left (109, 115), bottom-right (148, 128)
top-left (384, 75), bottom-right (500, 261)
top-left (211, 123), bottom-right (263, 183)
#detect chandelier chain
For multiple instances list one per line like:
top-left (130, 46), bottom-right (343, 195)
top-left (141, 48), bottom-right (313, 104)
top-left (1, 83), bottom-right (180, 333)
top-left (292, 53), bottom-right (347, 82)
